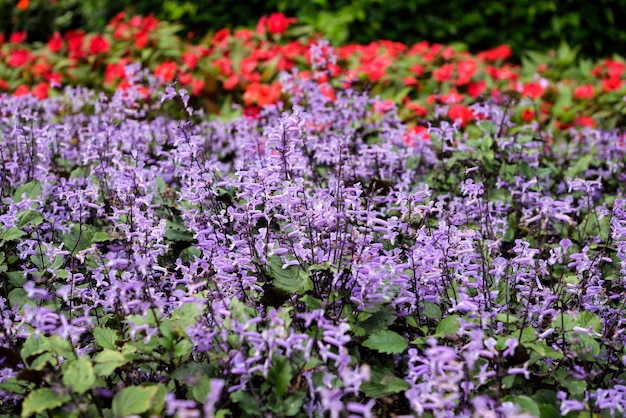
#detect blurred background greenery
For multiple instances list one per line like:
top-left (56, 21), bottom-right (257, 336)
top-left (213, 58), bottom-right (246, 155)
top-left (1, 0), bottom-right (625, 60)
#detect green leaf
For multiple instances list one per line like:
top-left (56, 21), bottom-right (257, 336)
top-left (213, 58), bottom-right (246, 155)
top-left (94, 349), bottom-right (127, 377)
top-left (0, 228), bottom-right (26, 241)
top-left (230, 390), bottom-right (257, 415)
top-left (539, 404), bottom-right (561, 418)
top-left (356, 306), bottom-right (397, 334)
top-left (267, 355), bottom-right (293, 397)
top-left (361, 367), bottom-right (411, 398)
top-left (165, 220), bottom-right (194, 242)
top-left (92, 231), bottom-right (115, 243)
top-left (94, 327), bottom-right (119, 350)
top-left (362, 330), bottom-right (407, 354)
top-left (420, 302), bottom-right (442, 320)
top-left (435, 315), bottom-right (460, 337)
top-left (267, 256), bottom-right (306, 292)
top-left (21, 388), bottom-right (71, 418)
top-left (576, 312), bottom-right (602, 333)
top-left (16, 210), bottom-right (44, 228)
top-left (112, 385), bottom-right (159, 417)
top-left (503, 395), bottom-right (540, 417)
top-left (13, 180), bottom-right (42, 203)
top-left (62, 357), bottom-right (96, 394)
top-left (283, 392), bottom-right (306, 416)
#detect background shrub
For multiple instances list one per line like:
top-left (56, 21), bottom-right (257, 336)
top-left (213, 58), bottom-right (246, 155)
top-left (2, 0), bottom-right (625, 59)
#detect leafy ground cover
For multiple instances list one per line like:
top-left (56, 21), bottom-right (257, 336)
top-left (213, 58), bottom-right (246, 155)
top-left (0, 13), bottom-right (626, 418)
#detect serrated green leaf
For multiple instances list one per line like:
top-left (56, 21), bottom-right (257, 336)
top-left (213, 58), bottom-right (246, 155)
top-left (165, 220), bottom-right (194, 242)
top-left (362, 330), bottom-right (407, 354)
top-left (16, 210), bottom-right (44, 228)
top-left (112, 385), bottom-right (159, 417)
top-left (62, 357), bottom-right (95, 394)
top-left (361, 367), bottom-right (411, 398)
top-left (503, 395), bottom-right (540, 417)
top-left (94, 349), bottom-right (127, 377)
top-left (576, 312), bottom-right (602, 333)
top-left (267, 355), bottom-right (293, 397)
top-left (21, 388), bottom-right (71, 418)
top-left (267, 255), bottom-right (305, 292)
top-left (356, 307), bottom-right (397, 333)
top-left (92, 231), bottom-right (114, 243)
top-left (94, 327), bottom-right (118, 350)
top-left (13, 181), bottom-right (42, 203)
top-left (435, 315), bottom-right (460, 337)
top-left (421, 302), bottom-right (442, 320)
top-left (230, 390), bottom-right (257, 415)
top-left (0, 228), bottom-right (26, 241)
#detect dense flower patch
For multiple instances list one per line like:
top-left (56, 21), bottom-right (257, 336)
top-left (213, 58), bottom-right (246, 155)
top-left (1, 13), bottom-right (626, 133)
top-left (0, 42), bottom-right (625, 417)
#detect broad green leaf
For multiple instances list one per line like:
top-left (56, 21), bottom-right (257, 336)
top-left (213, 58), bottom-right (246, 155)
top-left (230, 390), bottom-right (257, 415)
top-left (267, 355), bottom-right (293, 397)
top-left (62, 357), bottom-right (96, 394)
top-left (13, 180), bottom-right (42, 203)
top-left (94, 349), bottom-right (127, 377)
top-left (361, 367), bottom-right (411, 398)
top-left (16, 210), bottom-right (44, 228)
top-left (283, 392), bottom-right (306, 416)
top-left (435, 315), bottom-right (460, 337)
top-left (503, 395), bottom-right (540, 417)
top-left (267, 256), bottom-right (306, 292)
top-left (421, 302), bottom-right (442, 321)
top-left (356, 306), bottom-right (397, 334)
top-left (576, 312), bottom-right (602, 333)
top-left (539, 404), bottom-right (561, 418)
top-left (21, 335), bottom-right (51, 360)
top-left (0, 228), bottom-right (26, 241)
top-left (165, 220), bottom-right (194, 242)
top-left (21, 388), bottom-right (71, 418)
top-left (49, 335), bottom-right (76, 359)
top-left (94, 327), bottom-right (119, 350)
top-left (191, 375), bottom-right (211, 404)
top-left (362, 330), bottom-right (407, 354)
top-left (92, 231), bottom-right (115, 243)
top-left (112, 385), bottom-right (159, 417)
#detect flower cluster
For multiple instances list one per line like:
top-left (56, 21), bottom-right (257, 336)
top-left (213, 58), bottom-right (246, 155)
top-left (0, 41), bottom-right (625, 418)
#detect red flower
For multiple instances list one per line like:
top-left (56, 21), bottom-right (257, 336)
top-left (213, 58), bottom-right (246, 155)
top-left (9, 31), bottom-right (27, 44)
top-left (223, 74), bottom-right (239, 90)
top-left (467, 80), bottom-right (486, 98)
top-left (13, 85), bottom-right (30, 97)
top-left (265, 13), bottom-right (297, 35)
top-left (65, 30), bottom-right (85, 58)
top-left (403, 76), bottom-right (419, 87)
top-left (48, 32), bottom-right (63, 53)
top-left (602, 77), bottom-right (621, 92)
top-left (521, 108), bottom-right (534, 123)
top-left (574, 116), bottom-right (595, 128)
top-left (134, 32), bottom-right (149, 49)
top-left (477, 44), bottom-right (512, 62)
top-left (433, 64), bottom-right (454, 82)
top-left (320, 85), bottom-right (336, 102)
top-left (0, 79), bottom-right (8, 90)
top-left (448, 104), bottom-right (475, 127)
top-left (154, 61), bottom-right (178, 83)
top-left (573, 84), bottom-right (594, 100)
top-left (88, 34), bottom-right (110, 55)
top-left (32, 82), bottom-right (49, 100)
top-left (406, 102), bottom-right (428, 117)
top-left (373, 99), bottom-right (395, 114)
top-left (16, 0), bottom-right (29, 10)
top-left (521, 82), bottom-right (545, 99)
top-left (456, 59), bottom-right (477, 85)
top-left (8, 49), bottom-right (32, 68)
top-left (212, 29), bottom-right (230, 47)
top-left (404, 125), bottom-right (430, 146)
top-left (190, 78), bottom-right (205, 96)
top-left (243, 82), bottom-right (281, 106)
top-left (182, 52), bottom-right (199, 70)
